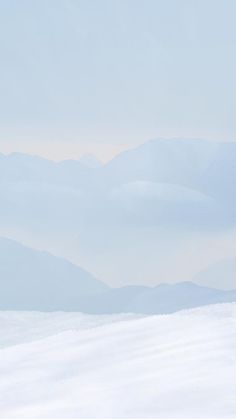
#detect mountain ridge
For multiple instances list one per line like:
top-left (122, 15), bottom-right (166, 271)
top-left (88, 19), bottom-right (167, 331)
top-left (0, 237), bottom-right (235, 313)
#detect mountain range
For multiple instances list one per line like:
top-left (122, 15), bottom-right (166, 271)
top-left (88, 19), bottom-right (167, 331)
top-left (0, 237), bottom-right (235, 313)
top-left (1, 138), bottom-right (236, 287)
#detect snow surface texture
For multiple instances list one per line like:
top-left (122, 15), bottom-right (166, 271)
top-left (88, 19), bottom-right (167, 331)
top-left (0, 304), bottom-right (236, 419)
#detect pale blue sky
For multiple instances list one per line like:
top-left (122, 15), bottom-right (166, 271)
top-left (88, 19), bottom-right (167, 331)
top-left (0, 0), bottom-right (236, 160)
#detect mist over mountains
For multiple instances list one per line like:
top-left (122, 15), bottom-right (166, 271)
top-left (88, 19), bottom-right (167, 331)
top-left (1, 2), bottom-right (236, 416)
top-left (0, 138), bottom-right (236, 288)
top-left (0, 237), bottom-right (236, 313)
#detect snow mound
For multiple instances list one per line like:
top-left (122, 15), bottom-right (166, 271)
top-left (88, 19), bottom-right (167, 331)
top-left (0, 304), bottom-right (235, 419)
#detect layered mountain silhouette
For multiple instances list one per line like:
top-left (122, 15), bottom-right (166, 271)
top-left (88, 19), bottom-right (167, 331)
top-left (1, 138), bottom-right (236, 286)
top-left (0, 139), bottom-right (236, 234)
top-left (1, 139), bottom-right (236, 194)
top-left (0, 238), bottom-right (235, 313)
top-left (86, 282), bottom-right (236, 315)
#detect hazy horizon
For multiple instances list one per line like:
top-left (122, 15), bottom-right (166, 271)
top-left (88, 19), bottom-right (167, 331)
top-left (1, 0), bottom-right (236, 161)
top-left (1, 136), bottom-right (236, 163)
top-left (0, 3), bottom-right (235, 418)
top-left (0, 0), bottom-right (236, 287)
top-left (1, 137), bottom-right (236, 289)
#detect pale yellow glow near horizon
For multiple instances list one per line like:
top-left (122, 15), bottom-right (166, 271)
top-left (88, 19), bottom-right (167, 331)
top-left (1, 130), bottom-right (235, 163)
top-left (0, 140), bottom-right (133, 163)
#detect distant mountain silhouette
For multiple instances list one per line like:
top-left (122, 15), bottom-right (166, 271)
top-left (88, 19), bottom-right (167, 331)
top-left (0, 237), bottom-right (108, 310)
top-left (82, 282), bottom-right (236, 314)
top-left (0, 238), bottom-right (235, 313)
top-left (1, 138), bottom-right (236, 286)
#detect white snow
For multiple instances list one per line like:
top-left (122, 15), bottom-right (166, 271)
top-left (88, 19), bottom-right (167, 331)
top-left (0, 304), bottom-right (236, 419)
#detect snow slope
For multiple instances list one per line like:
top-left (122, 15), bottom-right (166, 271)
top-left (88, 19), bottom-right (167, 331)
top-left (0, 304), bottom-right (235, 419)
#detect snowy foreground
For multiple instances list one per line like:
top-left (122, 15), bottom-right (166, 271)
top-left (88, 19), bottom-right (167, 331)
top-left (0, 304), bottom-right (236, 419)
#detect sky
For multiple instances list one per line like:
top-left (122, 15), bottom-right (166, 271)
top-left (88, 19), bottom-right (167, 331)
top-left (0, 0), bottom-right (236, 161)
